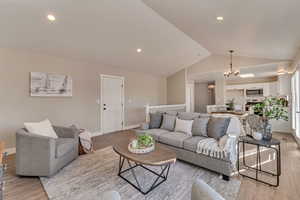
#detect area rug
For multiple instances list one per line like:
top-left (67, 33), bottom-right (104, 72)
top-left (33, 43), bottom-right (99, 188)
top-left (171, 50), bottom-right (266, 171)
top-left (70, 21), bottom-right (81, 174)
top-left (40, 147), bottom-right (241, 200)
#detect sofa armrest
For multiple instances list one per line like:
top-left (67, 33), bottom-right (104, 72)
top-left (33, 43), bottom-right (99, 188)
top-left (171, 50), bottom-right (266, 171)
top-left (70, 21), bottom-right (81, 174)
top-left (16, 129), bottom-right (56, 162)
top-left (53, 126), bottom-right (79, 139)
top-left (191, 179), bottom-right (225, 200)
top-left (223, 134), bottom-right (239, 169)
top-left (140, 123), bottom-right (150, 130)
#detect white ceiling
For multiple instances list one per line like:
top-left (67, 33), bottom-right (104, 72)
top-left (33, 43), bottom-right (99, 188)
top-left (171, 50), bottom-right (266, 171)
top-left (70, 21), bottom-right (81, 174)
top-left (143, 0), bottom-right (300, 60)
top-left (0, 0), bottom-right (209, 76)
top-left (1, 0), bottom-right (299, 77)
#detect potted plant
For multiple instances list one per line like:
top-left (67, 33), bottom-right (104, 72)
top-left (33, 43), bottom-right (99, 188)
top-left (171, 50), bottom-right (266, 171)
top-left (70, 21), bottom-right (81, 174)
top-left (137, 134), bottom-right (154, 148)
top-left (227, 98), bottom-right (235, 111)
top-left (253, 97), bottom-right (288, 140)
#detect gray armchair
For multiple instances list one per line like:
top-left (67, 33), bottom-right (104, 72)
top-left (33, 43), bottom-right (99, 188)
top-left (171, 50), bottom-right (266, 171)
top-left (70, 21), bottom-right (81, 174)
top-left (16, 126), bottom-right (79, 177)
top-left (191, 179), bottom-right (225, 200)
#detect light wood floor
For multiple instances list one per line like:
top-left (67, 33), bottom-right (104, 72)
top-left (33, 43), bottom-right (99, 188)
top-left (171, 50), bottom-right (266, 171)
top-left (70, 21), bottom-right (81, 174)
top-left (4, 131), bottom-right (300, 200)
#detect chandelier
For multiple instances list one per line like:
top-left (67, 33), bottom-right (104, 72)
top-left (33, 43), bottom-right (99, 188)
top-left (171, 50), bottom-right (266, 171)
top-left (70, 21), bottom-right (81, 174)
top-left (224, 50), bottom-right (239, 77)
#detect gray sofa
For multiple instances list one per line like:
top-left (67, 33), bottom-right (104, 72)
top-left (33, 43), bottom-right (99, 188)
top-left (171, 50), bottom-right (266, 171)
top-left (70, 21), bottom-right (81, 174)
top-left (16, 126), bottom-right (79, 177)
top-left (136, 112), bottom-right (240, 180)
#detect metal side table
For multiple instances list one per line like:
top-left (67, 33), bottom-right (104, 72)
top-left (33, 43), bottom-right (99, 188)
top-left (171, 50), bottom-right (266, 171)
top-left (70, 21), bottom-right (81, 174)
top-left (237, 136), bottom-right (281, 187)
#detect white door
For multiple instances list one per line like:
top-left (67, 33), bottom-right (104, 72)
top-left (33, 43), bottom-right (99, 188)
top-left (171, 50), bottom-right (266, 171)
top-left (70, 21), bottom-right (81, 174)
top-left (100, 75), bottom-right (124, 134)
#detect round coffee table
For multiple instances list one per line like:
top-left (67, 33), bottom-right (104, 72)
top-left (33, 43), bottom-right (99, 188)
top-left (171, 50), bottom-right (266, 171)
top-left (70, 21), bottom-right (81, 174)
top-left (113, 141), bottom-right (176, 195)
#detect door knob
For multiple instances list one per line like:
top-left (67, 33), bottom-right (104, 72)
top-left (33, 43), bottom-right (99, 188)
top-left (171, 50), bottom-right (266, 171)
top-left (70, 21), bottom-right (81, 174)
top-left (103, 108), bottom-right (107, 110)
top-left (103, 104), bottom-right (106, 106)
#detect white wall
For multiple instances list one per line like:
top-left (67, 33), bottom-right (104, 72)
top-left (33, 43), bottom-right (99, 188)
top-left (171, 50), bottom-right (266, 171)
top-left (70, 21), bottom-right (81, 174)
top-left (194, 83), bottom-right (209, 113)
top-left (167, 69), bottom-right (186, 104)
top-left (0, 48), bottom-right (167, 148)
top-left (215, 79), bottom-right (226, 105)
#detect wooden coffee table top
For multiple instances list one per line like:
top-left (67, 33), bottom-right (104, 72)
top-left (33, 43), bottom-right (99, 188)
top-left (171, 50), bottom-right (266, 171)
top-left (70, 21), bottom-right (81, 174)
top-left (113, 140), bottom-right (176, 166)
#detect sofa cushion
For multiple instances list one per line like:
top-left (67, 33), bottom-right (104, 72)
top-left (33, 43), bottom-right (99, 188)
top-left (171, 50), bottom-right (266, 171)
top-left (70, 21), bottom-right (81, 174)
top-left (207, 117), bottom-right (231, 140)
top-left (55, 138), bottom-right (75, 158)
top-left (149, 112), bottom-right (163, 129)
top-left (175, 118), bottom-right (193, 135)
top-left (178, 112), bottom-right (200, 120)
top-left (192, 117), bottom-right (210, 137)
top-left (159, 132), bottom-right (190, 148)
top-left (165, 111), bottom-right (178, 116)
top-left (160, 114), bottom-right (176, 131)
top-left (183, 136), bottom-right (207, 152)
top-left (136, 129), bottom-right (169, 141)
top-left (199, 113), bottom-right (212, 118)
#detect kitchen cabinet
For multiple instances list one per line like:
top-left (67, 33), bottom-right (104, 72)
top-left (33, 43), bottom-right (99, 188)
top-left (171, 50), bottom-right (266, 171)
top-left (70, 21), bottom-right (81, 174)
top-left (226, 81), bottom-right (278, 97)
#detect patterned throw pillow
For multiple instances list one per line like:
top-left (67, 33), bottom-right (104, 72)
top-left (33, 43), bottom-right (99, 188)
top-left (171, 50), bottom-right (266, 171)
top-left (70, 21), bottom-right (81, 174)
top-left (160, 114), bottom-right (176, 131)
top-left (192, 117), bottom-right (210, 137)
top-left (149, 112), bottom-right (163, 129)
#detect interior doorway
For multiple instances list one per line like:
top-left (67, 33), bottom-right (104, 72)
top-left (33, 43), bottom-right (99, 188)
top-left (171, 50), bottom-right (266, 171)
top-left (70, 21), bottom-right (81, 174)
top-left (100, 74), bottom-right (124, 134)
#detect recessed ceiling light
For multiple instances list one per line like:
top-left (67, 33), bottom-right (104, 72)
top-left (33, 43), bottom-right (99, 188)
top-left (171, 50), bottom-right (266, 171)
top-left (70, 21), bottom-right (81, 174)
top-left (47, 14), bottom-right (56, 22)
top-left (216, 16), bottom-right (224, 21)
top-left (137, 48), bottom-right (142, 53)
top-left (277, 69), bottom-right (286, 75)
top-left (240, 73), bottom-right (255, 78)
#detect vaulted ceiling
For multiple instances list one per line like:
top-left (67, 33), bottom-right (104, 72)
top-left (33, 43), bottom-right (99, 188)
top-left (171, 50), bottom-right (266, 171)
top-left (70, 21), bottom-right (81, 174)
top-left (0, 0), bottom-right (299, 76)
top-left (143, 0), bottom-right (300, 60)
top-left (0, 0), bottom-right (209, 76)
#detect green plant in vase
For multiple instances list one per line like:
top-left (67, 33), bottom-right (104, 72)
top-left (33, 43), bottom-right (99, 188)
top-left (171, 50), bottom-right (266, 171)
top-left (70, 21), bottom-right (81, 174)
top-left (253, 97), bottom-right (288, 140)
top-left (227, 98), bottom-right (235, 111)
top-left (137, 134), bottom-right (154, 148)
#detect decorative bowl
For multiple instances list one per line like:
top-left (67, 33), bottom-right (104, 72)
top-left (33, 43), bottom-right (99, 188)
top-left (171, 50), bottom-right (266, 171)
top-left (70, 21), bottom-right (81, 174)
top-left (128, 142), bottom-right (155, 154)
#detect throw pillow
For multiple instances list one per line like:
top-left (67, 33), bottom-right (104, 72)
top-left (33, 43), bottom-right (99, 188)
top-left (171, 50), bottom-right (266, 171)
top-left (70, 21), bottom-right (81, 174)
top-left (160, 114), bottom-right (176, 131)
top-left (207, 117), bottom-right (231, 140)
top-left (174, 118), bottom-right (193, 135)
top-left (24, 119), bottom-right (58, 139)
top-left (192, 117), bottom-right (210, 137)
top-left (165, 111), bottom-right (178, 116)
top-left (149, 112), bottom-right (163, 129)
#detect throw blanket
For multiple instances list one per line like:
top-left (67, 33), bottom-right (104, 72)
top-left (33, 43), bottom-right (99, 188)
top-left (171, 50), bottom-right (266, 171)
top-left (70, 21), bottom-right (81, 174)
top-left (196, 116), bottom-right (241, 169)
top-left (196, 136), bottom-right (237, 169)
top-left (79, 130), bottom-right (94, 153)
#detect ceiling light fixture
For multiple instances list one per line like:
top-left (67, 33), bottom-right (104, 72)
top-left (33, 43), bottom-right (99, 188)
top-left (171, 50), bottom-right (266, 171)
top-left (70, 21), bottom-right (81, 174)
top-left (277, 69), bottom-right (286, 75)
top-left (224, 50), bottom-right (239, 78)
top-left (47, 14), bottom-right (56, 22)
top-left (208, 84), bottom-right (215, 89)
top-left (217, 16), bottom-right (224, 21)
top-left (240, 73), bottom-right (255, 78)
top-left (137, 48), bottom-right (142, 53)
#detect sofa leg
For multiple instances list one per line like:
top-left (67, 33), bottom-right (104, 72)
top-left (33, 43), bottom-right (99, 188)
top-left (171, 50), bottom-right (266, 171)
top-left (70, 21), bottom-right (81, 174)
top-left (222, 175), bottom-right (230, 181)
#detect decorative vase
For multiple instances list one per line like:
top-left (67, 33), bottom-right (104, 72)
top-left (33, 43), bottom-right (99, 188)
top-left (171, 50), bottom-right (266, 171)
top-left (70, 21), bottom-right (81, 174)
top-left (262, 120), bottom-right (272, 141)
top-left (253, 132), bottom-right (263, 140)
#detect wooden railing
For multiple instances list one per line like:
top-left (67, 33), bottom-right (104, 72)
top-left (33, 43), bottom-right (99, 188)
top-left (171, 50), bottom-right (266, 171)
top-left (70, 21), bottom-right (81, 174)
top-left (145, 104), bottom-right (186, 122)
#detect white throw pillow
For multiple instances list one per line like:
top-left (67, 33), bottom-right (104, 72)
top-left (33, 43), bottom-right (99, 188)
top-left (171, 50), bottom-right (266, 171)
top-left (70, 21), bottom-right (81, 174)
top-left (24, 119), bottom-right (58, 139)
top-left (174, 118), bottom-right (193, 135)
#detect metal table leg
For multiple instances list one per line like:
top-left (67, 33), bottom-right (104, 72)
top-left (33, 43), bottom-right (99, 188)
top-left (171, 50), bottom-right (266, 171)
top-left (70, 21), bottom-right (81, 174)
top-left (117, 155), bottom-right (171, 195)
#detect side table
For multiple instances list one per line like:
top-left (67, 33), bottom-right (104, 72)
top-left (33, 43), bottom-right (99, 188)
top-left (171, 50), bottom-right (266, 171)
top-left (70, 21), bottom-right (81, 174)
top-left (237, 136), bottom-right (281, 187)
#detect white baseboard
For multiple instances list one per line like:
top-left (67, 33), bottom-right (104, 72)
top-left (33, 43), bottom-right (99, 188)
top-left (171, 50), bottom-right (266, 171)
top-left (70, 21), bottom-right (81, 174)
top-left (92, 131), bottom-right (103, 137)
top-left (5, 147), bottom-right (16, 155)
top-left (92, 124), bottom-right (140, 137)
top-left (123, 124), bottom-right (140, 130)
